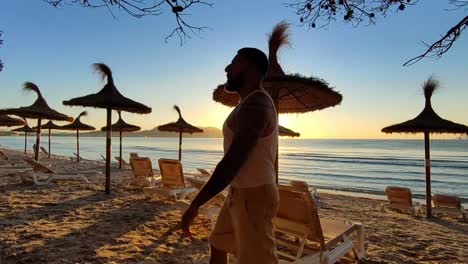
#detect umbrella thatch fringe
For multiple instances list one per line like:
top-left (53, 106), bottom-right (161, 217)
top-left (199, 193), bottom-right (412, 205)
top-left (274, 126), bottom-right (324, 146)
top-left (174, 105), bottom-right (182, 119)
top-left (77, 111), bottom-right (87, 120)
top-left (423, 75), bottom-right (440, 100)
top-left (268, 21), bottom-right (290, 60)
top-left (93, 63), bottom-right (114, 84)
top-left (23, 82), bottom-right (43, 99)
top-left (268, 21), bottom-right (290, 76)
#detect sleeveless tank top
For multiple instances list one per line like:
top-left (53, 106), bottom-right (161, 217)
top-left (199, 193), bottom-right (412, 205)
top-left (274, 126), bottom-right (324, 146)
top-left (223, 89), bottom-right (278, 188)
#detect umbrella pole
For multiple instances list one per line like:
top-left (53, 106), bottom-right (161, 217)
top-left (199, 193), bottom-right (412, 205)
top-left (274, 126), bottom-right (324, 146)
top-left (35, 118), bottom-right (42, 161)
top-left (48, 128), bottom-right (51, 159)
top-left (272, 92), bottom-right (279, 184)
top-left (424, 132), bottom-right (432, 218)
top-left (76, 130), bottom-right (80, 162)
top-left (105, 108), bottom-right (112, 194)
top-left (179, 129), bottom-right (182, 161)
top-left (119, 130), bottom-right (122, 169)
top-left (24, 132), bottom-right (27, 155)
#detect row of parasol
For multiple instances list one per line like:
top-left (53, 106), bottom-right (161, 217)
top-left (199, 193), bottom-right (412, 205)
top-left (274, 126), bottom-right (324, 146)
top-left (1, 22), bottom-right (467, 218)
top-left (2, 101), bottom-right (301, 165)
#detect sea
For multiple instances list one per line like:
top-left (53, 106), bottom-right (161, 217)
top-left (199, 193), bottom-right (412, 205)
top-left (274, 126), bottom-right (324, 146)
top-left (1, 136), bottom-right (467, 204)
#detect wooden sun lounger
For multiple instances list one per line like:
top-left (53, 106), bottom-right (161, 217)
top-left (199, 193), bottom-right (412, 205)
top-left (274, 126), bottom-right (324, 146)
top-left (432, 194), bottom-right (467, 221)
top-left (196, 168), bottom-right (212, 177)
top-left (114, 156), bottom-right (131, 168)
top-left (127, 157), bottom-right (160, 188)
top-left (20, 158), bottom-right (98, 185)
top-left (381, 186), bottom-right (421, 215)
top-left (0, 149), bottom-right (9, 160)
top-left (143, 159), bottom-right (197, 201)
top-left (289, 180), bottom-right (321, 208)
top-left (274, 185), bottom-right (365, 263)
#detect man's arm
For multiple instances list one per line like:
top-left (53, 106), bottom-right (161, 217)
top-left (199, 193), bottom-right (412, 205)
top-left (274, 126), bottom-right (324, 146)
top-left (188, 93), bottom-right (271, 209)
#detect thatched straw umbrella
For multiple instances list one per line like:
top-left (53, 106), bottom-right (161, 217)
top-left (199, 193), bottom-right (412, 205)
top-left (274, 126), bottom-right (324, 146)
top-left (0, 115), bottom-right (25, 127)
top-left (11, 120), bottom-right (36, 155)
top-left (213, 22), bottom-right (342, 182)
top-left (279, 125), bottom-right (300, 137)
top-left (101, 110), bottom-right (141, 168)
top-left (0, 82), bottom-right (73, 161)
top-left (59, 111), bottom-right (95, 162)
top-left (38, 120), bottom-right (62, 159)
top-left (157, 105), bottom-right (203, 161)
top-left (63, 63), bottom-right (151, 194)
top-left (382, 76), bottom-right (468, 218)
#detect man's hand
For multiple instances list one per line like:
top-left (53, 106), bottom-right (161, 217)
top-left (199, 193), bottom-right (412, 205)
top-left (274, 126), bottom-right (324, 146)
top-left (181, 205), bottom-right (199, 236)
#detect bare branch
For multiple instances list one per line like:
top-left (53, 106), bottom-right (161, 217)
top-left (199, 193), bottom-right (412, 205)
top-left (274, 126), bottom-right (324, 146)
top-left (449, 0), bottom-right (468, 10)
top-left (43, 0), bottom-right (212, 44)
top-left (0, 31), bottom-right (3, 72)
top-left (403, 15), bottom-right (468, 66)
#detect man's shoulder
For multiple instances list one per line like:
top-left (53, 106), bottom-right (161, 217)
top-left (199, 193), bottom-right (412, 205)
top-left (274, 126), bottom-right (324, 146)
top-left (242, 91), bottom-right (273, 109)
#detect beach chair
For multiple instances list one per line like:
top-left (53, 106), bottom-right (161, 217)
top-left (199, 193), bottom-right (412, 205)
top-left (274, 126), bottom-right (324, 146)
top-left (40, 146), bottom-right (49, 156)
top-left (0, 149), bottom-right (9, 160)
top-left (432, 194), bottom-right (467, 221)
top-left (196, 168), bottom-right (212, 177)
top-left (114, 156), bottom-right (131, 168)
top-left (143, 158), bottom-right (197, 201)
top-left (0, 150), bottom-right (28, 166)
top-left (0, 162), bottom-right (32, 176)
top-left (20, 158), bottom-right (97, 185)
top-left (381, 186), bottom-right (421, 215)
top-left (289, 180), bottom-right (321, 208)
top-left (274, 185), bottom-right (365, 263)
top-left (127, 157), bottom-right (159, 188)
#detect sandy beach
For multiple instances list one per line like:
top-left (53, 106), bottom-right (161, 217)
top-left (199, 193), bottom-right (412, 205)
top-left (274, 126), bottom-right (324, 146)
top-left (0, 148), bottom-right (467, 264)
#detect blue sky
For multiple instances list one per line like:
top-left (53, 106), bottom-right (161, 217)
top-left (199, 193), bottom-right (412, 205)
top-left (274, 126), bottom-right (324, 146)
top-left (1, 0), bottom-right (467, 138)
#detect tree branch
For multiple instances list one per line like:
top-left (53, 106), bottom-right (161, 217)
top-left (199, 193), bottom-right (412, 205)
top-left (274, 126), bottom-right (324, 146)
top-left (43, 0), bottom-right (212, 44)
top-left (0, 31), bottom-right (3, 72)
top-left (403, 15), bottom-right (468, 66)
top-left (287, 0), bottom-right (418, 29)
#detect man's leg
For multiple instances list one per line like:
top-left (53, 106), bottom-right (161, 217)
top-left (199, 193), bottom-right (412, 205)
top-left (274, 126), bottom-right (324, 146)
top-left (210, 244), bottom-right (228, 264)
top-left (209, 193), bottom-right (236, 263)
top-left (233, 185), bottom-right (279, 264)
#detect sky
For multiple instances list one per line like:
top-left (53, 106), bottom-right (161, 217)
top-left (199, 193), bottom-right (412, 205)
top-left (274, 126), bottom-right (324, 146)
top-left (0, 0), bottom-right (467, 139)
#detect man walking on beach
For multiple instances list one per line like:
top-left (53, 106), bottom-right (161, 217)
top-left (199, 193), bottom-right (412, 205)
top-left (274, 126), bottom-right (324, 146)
top-left (181, 47), bottom-right (279, 264)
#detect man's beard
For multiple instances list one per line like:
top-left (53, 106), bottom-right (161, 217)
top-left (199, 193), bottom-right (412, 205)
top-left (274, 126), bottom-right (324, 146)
top-left (225, 77), bottom-right (244, 93)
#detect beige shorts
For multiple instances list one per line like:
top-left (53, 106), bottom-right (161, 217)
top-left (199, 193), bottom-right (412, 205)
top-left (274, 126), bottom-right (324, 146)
top-left (209, 184), bottom-right (279, 264)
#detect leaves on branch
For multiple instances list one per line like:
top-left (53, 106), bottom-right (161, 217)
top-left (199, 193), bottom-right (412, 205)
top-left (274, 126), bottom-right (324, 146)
top-left (288, 0), bottom-right (467, 66)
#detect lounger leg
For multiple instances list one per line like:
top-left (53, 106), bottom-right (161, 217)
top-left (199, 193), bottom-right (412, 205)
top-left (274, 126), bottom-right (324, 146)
top-left (355, 224), bottom-right (365, 260)
top-left (80, 175), bottom-right (89, 183)
top-left (180, 191), bottom-right (187, 201)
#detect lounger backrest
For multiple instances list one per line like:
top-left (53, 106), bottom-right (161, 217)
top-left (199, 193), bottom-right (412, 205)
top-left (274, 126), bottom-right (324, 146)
top-left (0, 149), bottom-right (8, 160)
top-left (130, 157), bottom-right (154, 178)
top-left (386, 186), bottom-right (412, 205)
top-left (115, 156), bottom-right (129, 165)
top-left (276, 185), bottom-right (325, 249)
top-left (197, 168), bottom-right (211, 176)
top-left (129, 153), bottom-right (139, 159)
top-left (40, 147), bottom-right (49, 155)
top-left (23, 158), bottom-right (55, 174)
top-left (433, 194), bottom-right (461, 209)
top-left (158, 158), bottom-right (186, 188)
top-left (289, 180), bottom-right (317, 201)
